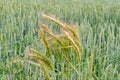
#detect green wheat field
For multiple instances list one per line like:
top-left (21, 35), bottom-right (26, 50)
top-left (0, 0), bottom-right (120, 80)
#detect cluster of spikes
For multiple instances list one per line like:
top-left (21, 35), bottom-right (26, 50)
top-left (25, 13), bottom-right (82, 80)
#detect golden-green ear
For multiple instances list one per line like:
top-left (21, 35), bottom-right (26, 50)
top-left (25, 14), bottom-right (82, 80)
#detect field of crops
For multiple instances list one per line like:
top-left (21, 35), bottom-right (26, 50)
top-left (0, 0), bottom-right (120, 80)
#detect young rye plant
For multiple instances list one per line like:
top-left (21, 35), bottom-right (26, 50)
top-left (25, 14), bottom-right (82, 80)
